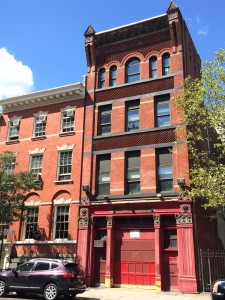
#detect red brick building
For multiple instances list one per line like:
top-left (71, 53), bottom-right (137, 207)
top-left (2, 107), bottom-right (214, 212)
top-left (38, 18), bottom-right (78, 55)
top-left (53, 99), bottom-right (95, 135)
top-left (0, 1), bottom-right (220, 293)
top-left (77, 2), bottom-right (218, 293)
top-left (0, 83), bottom-right (85, 266)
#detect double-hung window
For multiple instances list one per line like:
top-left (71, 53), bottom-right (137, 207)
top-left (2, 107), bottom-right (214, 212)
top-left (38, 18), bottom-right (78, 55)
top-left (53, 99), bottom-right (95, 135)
top-left (30, 155), bottom-right (43, 175)
top-left (126, 58), bottom-right (140, 83)
top-left (155, 94), bottom-right (170, 127)
top-left (150, 56), bottom-right (157, 78)
top-left (54, 205), bottom-right (69, 239)
top-left (157, 148), bottom-right (173, 192)
top-left (98, 105), bottom-right (112, 135)
top-left (8, 118), bottom-right (21, 141)
top-left (126, 151), bottom-right (140, 194)
top-left (97, 154), bottom-right (111, 196)
top-left (98, 68), bottom-right (106, 88)
top-left (57, 150), bottom-right (72, 181)
top-left (61, 109), bottom-right (75, 133)
top-left (109, 66), bottom-right (117, 86)
top-left (162, 53), bottom-right (170, 75)
top-left (24, 207), bottom-right (39, 239)
top-left (34, 115), bottom-right (46, 137)
top-left (5, 156), bottom-right (16, 175)
top-left (126, 100), bottom-right (140, 131)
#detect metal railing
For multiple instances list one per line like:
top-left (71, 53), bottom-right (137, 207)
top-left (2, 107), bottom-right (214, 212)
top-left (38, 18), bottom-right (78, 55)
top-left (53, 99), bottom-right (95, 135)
top-left (199, 249), bottom-right (225, 292)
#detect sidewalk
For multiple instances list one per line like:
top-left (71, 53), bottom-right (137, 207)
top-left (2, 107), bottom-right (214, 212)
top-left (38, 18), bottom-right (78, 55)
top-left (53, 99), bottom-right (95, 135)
top-left (78, 287), bottom-right (211, 300)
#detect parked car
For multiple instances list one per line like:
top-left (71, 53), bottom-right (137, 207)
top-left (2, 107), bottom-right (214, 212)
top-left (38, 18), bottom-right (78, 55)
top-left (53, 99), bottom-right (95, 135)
top-left (0, 258), bottom-right (86, 300)
top-left (211, 279), bottom-right (225, 299)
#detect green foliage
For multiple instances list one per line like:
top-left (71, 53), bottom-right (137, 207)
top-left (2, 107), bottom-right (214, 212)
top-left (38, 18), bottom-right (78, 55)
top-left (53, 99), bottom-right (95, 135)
top-left (175, 49), bottom-right (225, 209)
top-left (0, 151), bottom-right (39, 227)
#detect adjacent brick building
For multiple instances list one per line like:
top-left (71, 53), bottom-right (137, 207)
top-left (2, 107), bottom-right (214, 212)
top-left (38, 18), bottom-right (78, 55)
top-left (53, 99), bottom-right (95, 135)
top-left (0, 83), bottom-right (85, 266)
top-left (0, 1), bottom-right (220, 293)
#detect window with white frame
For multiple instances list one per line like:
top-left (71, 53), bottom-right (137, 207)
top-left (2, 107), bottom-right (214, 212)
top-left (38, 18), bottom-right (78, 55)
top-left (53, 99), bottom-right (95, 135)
top-left (24, 206), bottom-right (39, 239)
top-left (54, 205), bottom-right (69, 239)
top-left (57, 150), bottom-right (72, 181)
top-left (4, 156), bottom-right (16, 175)
top-left (0, 222), bottom-right (9, 238)
top-left (61, 109), bottom-right (75, 133)
top-left (8, 118), bottom-right (21, 141)
top-left (34, 115), bottom-right (47, 137)
top-left (30, 154), bottom-right (43, 175)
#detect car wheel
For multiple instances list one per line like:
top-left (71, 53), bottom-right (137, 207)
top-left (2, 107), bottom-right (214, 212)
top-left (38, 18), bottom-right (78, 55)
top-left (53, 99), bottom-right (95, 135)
top-left (64, 292), bottom-right (76, 299)
top-left (0, 281), bottom-right (6, 297)
top-left (44, 283), bottom-right (59, 300)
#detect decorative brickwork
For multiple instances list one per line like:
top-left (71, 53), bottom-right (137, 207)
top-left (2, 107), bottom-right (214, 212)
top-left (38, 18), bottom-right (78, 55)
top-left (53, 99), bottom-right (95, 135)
top-left (93, 128), bottom-right (176, 151)
top-left (95, 77), bottom-right (174, 103)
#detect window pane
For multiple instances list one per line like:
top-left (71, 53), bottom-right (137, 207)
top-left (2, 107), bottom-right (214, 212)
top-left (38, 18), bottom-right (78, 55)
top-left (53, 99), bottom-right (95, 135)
top-left (160, 179), bottom-right (173, 191)
top-left (128, 109), bottom-right (139, 130)
top-left (55, 205), bottom-right (69, 239)
top-left (157, 103), bottom-right (169, 116)
top-left (157, 116), bottom-right (170, 127)
top-left (98, 183), bottom-right (110, 195)
top-left (127, 182), bottom-right (140, 194)
top-left (25, 207), bottom-right (39, 239)
top-left (158, 166), bottom-right (172, 179)
top-left (127, 169), bottom-right (140, 180)
top-left (98, 172), bottom-right (110, 183)
top-left (101, 113), bottom-right (111, 124)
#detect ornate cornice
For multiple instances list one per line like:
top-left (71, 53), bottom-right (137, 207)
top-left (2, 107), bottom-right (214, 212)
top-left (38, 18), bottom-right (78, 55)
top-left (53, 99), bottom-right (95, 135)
top-left (94, 15), bottom-right (168, 47)
top-left (0, 83), bottom-right (85, 113)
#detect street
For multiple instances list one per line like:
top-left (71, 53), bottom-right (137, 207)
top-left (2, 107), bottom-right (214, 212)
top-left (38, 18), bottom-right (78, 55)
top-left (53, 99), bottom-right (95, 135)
top-left (1, 288), bottom-right (211, 300)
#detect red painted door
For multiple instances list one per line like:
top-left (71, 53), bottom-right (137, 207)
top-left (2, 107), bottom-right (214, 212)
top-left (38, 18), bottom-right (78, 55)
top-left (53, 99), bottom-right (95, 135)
top-left (94, 248), bottom-right (106, 286)
top-left (162, 251), bottom-right (178, 290)
top-left (114, 229), bottom-right (155, 286)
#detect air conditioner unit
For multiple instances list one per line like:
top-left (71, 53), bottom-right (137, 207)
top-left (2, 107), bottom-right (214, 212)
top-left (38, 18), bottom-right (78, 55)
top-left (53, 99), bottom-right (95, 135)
top-left (34, 173), bottom-right (41, 182)
top-left (67, 110), bottom-right (74, 117)
top-left (12, 119), bottom-right (20, 126)
top-left (39, 115), bottom-right (46, 122)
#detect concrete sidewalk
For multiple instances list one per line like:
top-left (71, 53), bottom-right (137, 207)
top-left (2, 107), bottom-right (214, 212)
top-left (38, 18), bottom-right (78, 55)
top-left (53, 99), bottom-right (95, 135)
top-left (78, 287), bottom-right (211, 300)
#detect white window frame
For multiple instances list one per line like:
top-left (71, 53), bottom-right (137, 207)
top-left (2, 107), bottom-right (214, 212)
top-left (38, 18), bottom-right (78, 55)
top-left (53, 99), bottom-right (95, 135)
top-left (53, 199), bottom-right (71, 241)
top-left (8, 116), bottom-right (22, 141)
top-left (60, 106), bottom-right (75, 133)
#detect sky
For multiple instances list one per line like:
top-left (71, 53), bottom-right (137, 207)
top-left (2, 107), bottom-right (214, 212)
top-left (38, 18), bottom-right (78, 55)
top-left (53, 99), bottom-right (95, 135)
top-left (0, 0), bottom-right (225, 99)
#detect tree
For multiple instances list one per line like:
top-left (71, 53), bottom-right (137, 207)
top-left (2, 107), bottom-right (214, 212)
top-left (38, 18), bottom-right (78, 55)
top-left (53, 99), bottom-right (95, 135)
top-left (0, 151), bottom-right (39, 228)
top-left (175, 49), bottom-right (225, 210)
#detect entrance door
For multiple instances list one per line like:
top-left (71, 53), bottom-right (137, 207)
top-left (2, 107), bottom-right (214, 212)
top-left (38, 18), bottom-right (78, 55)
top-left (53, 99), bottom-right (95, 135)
top-left (94, 248), bottom-right (106, 286)
top-left (162, 251), bottom-right (178, 290)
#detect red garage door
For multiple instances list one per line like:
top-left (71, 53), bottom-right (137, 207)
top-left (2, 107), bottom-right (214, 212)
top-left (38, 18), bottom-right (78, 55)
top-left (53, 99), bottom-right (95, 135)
top-left (114, 229), bottom-right (155, 286)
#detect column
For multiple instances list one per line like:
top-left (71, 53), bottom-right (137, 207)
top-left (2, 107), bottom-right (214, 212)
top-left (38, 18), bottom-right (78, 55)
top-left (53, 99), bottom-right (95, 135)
top-left (154, 215), bottom-right (162, 290)
top-left (176, 209), bottom-right (198, 292)
top-left (105, 216), bottom-right (114, 288)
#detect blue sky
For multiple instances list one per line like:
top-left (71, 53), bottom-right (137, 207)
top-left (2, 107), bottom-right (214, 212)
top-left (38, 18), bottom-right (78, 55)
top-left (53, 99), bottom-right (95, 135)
top-left (0, 0), bottom-right (224, 98)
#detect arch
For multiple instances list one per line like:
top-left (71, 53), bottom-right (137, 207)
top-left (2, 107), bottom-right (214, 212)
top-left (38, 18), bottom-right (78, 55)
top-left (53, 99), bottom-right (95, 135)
top-left (98, 68), bottom-right (106, 88)
top-left (149, 56), bottom-right (158, 78)
top-left (109, 65), bottom-right (117, 86)
top-left (121, 52), bottom-right (144, 67)
top-left (125, 57), bottom-right (140, 83)
top-left (162, 52), bottom-right (171, 75)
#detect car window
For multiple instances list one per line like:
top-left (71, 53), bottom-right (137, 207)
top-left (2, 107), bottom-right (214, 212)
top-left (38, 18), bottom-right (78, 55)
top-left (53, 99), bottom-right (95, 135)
top-left (34, 262), bottom-right (50, 271)
top-left (51, 263), bottom-right (59, 269)
top-left (16, 262), bottom-right (34, 272)
top-left (64, 263), bottom-right (81, 275)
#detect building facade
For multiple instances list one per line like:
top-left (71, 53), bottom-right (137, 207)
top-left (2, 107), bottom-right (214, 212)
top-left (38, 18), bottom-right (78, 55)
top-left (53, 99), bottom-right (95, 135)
top-left (0, 83), bottom-right (85, 267)
top-left (77, 2), bottom-right (218, 293)
top-left (0, 1), bottom-right (220, 293)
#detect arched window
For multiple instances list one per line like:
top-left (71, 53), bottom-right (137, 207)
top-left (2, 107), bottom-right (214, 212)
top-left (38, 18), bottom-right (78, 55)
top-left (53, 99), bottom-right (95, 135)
top-left (162, 53), bottom-right (170, 75)
top-left (109, 66), bottom-right (117, 86)
top-left (98, 68), bottom-right (106, 88)
top-left (150, 56), bottom-right (157, 78)
top-left (126, 58), bottom-right (140, 83)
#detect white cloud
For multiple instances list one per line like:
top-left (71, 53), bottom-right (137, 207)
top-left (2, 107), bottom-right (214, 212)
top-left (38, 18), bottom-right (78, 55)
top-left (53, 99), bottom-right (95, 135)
top-left (196, 14), bottom-right (201, 24)
top-left (0, 48), bottom-right (34, 99)
top-left (198, 26), bottom-right (209, 37)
